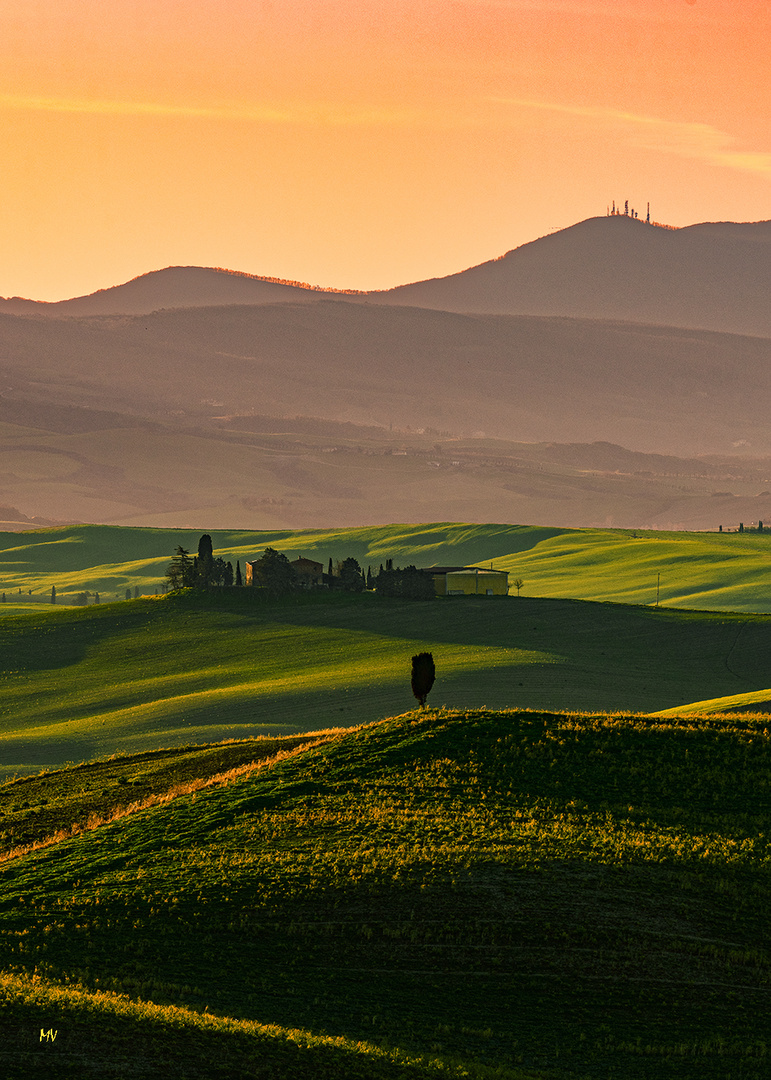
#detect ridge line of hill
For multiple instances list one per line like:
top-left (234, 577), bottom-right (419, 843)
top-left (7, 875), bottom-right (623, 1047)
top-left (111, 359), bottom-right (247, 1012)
top-left (2, 215), bottom-right (770, 337)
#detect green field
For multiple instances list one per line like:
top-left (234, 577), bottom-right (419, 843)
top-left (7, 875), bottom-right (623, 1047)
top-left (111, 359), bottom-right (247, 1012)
top-left (4, 520), bottom-right (771, 1076)
top-left (3, 707), bottom-right (771, 1078)
top-left (3, 520), bottom-right (771, 611)
top-left (2, 586), bottom-right (771, 780)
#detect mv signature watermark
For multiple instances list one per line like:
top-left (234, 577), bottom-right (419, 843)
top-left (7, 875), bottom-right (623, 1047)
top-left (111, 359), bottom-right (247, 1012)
top-left (39, 1028), bottom-right (58, 1043)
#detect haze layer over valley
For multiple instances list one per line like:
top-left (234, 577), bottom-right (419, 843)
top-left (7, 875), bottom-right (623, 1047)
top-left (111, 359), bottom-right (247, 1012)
top-left (1, 215), bottom-right (769, 531)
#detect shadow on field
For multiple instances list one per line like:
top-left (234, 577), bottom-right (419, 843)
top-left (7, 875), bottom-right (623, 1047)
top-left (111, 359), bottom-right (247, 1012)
top-left (17, 859), bottom-right (771, 1080)
top-left (0, 605), bottom-right (162, 674)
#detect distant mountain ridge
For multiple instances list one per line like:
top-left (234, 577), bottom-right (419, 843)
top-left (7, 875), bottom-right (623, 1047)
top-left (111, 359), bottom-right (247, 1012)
top-left (2, 215), bottom-right (770, 336)
top-left (0, 266), bottom-right (361, 317)
top-left (374, 216), bottom-right (771, 337)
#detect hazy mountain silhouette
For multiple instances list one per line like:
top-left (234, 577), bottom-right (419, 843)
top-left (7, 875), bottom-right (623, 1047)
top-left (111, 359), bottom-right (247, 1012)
top-left (2, 216), bottom-right (769, 336)
top-left (373, 216), bottom-right (771, 337)
top-left (0, 267), bottom-right (358, 317)
top-left (2, 213), bottom-right (770, 530)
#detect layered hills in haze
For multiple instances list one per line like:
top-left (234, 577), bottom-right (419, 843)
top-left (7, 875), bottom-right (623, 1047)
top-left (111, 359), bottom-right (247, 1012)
top-left (3, 215), bottom-right (770, 337)
top-left (0, 214), bottom-right (769, 531)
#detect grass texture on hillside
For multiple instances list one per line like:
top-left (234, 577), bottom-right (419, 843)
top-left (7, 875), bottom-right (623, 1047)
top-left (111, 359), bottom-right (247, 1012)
top-left (2, 588), bottom-right (771, 778)
top-left (650, 687), bottom-right (771, 717)
top-left (2, 707), bottom-right (771, 1078)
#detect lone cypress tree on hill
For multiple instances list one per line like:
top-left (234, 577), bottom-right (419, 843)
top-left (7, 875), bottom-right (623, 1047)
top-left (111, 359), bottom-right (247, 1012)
top-left (411, 652), bottom-right (436, 708)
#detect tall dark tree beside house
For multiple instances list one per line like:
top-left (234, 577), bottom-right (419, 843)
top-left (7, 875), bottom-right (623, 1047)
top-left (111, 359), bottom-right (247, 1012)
top-left (366, 566), bottom-right (373, 589)
top-left (197, 534), bottom-right (213, 562)
top-left (411, 652), bottom-right (435, 708)
top-left (197, 534), bottom-right (214, 588)
top-left (235, 560), bottom-right (243, 587)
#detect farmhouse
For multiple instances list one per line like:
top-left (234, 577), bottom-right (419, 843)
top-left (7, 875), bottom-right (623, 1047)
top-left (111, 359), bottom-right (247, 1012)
top-left (291, 557), bottom-right (324, 587)
top-left (423, 566), bottom-right (509, 596)
top-left (244, 556), bottom-right (324, 587)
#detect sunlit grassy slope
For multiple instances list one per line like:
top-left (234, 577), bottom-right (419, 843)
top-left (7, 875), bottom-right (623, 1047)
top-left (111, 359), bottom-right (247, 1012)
top-left (2, 587), bottom-right (771, 779)
top-left (497, 527), bottom-right (771, 612)
top-left (4, 520), bottom-right (771, 611)
top-left (650, 687), bottom-right (771, 717)
top-left (3, 707), bottom-right (771, 1079)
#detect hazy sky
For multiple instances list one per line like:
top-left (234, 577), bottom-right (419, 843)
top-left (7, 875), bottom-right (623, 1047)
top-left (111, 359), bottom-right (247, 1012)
top-left (1, 0), bottom-right (769, 300)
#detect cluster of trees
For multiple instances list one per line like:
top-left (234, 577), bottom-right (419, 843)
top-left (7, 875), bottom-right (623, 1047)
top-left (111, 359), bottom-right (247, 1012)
top-left (327, 556), bottom-right (366, 593)
top-left (250, 547), bottom-right (296, 596)
top-left (166, 535), bottom-right (242, 592)
top-left (373, 560), bottom-right (435, 600)
top-left (72, 591), bottom-right (100, 606)
top-left (257, 550), bottom-right (367, 595)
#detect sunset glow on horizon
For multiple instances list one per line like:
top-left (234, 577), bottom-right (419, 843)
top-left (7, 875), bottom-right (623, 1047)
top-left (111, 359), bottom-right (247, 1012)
top-left (1, 0), bottom-right (768, 301)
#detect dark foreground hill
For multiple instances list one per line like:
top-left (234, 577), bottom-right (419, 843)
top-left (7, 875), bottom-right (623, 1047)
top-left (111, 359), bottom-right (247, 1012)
top-left (2, 707), bottom-right (771, 1078)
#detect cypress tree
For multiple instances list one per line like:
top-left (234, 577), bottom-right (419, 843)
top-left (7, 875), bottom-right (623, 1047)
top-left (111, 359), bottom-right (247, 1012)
top-left (51, 585), bottom-right (56, 604)
top-left (197, 535), bottom-right (214, 588)
top-left (411, 653), bottom-right (436, 708)
top-left (235, 560), bottom-right (243, 587)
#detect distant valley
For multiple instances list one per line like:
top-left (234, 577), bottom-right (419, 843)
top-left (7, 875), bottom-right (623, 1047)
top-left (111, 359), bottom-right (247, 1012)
top-left (1, 214), bottom-right (769, 530)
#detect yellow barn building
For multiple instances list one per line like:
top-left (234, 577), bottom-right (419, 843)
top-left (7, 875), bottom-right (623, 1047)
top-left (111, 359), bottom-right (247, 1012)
top-left (424, 566), bottom-right (509, 597)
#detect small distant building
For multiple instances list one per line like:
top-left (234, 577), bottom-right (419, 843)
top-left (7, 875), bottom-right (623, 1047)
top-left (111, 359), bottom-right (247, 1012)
top-left (292, 557), bottom-right (324, 587)
top-left (422, 566), bottom-right (509, 597)
top-left (244, 555), bottom-right (324, 587)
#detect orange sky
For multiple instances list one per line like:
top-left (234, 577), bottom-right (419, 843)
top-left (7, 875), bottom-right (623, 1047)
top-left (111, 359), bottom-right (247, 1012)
top-left (0, 0), bottom-right (768, 300)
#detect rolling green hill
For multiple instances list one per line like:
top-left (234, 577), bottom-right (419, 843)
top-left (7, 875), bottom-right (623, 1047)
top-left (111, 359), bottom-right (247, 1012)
top-left (1, 584), bottom-right (771, 780)
top-left (3, 520), bottom-right (771, 611)
top-left (2, 707), bottom-right (771, 1078)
